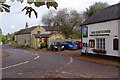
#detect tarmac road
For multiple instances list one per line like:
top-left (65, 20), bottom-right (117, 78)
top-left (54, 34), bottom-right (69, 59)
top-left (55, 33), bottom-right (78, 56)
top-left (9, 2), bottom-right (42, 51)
top-left (1, 45), bottom-right (119, 78)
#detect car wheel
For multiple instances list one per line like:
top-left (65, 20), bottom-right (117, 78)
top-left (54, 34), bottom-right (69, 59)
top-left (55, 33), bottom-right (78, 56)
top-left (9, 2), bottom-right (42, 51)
top-left (67, 47), bottom-right (70, 50)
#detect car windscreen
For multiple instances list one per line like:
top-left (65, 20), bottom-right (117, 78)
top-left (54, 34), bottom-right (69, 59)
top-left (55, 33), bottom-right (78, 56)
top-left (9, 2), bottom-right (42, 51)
top-left (68, 42), bottom-right (74, 44)
top-left (53, 42), bottom-right (62, 45)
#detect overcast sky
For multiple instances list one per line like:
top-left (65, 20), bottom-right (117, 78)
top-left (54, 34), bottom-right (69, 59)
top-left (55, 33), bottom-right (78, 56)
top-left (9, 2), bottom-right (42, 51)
top-left (0, 0), bottom-right (119, 35)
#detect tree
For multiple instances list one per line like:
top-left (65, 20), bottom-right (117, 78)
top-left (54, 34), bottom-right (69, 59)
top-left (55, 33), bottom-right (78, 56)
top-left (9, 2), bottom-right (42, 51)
top-left (0, 0), bottom-right (58, 18)
top-left (42, 9), bottom-right (83, 39)
top-left (0, 28), bottom-right (2, 44)
top-left (84, 2), bottom-right (109, 17)
top-left (73, 29), bottom-right (81, 39)
top-left (2, 35), bottom-right (6, 44)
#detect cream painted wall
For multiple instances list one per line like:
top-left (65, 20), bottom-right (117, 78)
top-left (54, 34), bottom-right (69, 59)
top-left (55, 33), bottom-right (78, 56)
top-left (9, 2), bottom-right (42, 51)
top-left (118, 20), bottom-right (120, 56)
top-left (48, 33), bottom-right (65, 47)
top-left (82, 20), bottom-right (119, 57)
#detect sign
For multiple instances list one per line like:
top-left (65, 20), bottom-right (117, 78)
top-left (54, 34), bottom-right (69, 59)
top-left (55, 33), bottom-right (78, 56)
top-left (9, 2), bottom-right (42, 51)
top-left (91, 30), bottom-right (110, 34)
top-left (83, 27), bottom-right (88, 38)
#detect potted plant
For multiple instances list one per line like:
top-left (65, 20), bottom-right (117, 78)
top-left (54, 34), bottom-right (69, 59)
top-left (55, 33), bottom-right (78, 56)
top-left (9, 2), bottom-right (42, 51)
top-left (92, 49), bottom-right (106, 54)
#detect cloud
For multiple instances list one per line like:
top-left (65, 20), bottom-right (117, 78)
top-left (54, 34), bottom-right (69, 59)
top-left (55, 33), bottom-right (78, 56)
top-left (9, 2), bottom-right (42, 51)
top-left (10, 26), bottom-right (15, 30)
top-left (1, 0), bottom-right (119, 35)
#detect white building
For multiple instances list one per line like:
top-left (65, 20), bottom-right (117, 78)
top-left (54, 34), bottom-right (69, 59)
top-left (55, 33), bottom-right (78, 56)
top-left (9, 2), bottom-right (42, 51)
top-left (81, 3), bottom-right (120, 57)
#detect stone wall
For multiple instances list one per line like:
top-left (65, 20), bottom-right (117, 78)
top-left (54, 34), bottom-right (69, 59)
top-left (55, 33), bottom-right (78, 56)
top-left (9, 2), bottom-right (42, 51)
top-left (15, 34), bottom-right (31, 47)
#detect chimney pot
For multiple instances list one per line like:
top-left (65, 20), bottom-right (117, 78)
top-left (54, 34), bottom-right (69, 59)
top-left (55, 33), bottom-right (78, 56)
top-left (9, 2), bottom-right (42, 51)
top-left (26, 22), bottom-right (28, 29)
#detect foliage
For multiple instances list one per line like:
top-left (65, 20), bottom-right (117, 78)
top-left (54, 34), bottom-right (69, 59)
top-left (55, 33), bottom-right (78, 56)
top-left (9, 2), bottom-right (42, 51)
top-left (0, 28), bottom-right (2, 43)
top-left (18, 44), bottom-right (29, 49)
top-left (10, 41), bottom-right (16, 47)
top-left (73, 29), bottom-right (81, 39)
top-left (92, 49), bottom-right (106, 54)
top-left (2, 35), bottom-right (7, 44)
top-left (40, 42), bottom-right (47, 49)
top-left (84, 2), bottom-right (109, 17)
top-left (0, 1), bottom-right (10, 13)
top-left (42, 9), bottom-right (83, 39)
top-left (0, 0), bottom-right (58, 18)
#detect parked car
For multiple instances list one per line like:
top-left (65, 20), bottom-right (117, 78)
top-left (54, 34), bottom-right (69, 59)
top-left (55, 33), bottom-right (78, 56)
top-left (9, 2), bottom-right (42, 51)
top-left (50, 42), bottom-right (64, 51)
top-left (63, 41), bottom-right (78, 50)
top-left (74, 41), bottom-right (82, 49)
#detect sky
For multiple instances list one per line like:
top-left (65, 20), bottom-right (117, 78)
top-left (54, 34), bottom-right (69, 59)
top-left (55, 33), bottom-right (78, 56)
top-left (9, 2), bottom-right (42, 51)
top-left (0, 0), bottom-right (119, 35)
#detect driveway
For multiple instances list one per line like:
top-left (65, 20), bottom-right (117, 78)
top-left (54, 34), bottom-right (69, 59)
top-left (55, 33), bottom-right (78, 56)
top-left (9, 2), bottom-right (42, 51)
top-left (1, 45), bottom-right (119, 78)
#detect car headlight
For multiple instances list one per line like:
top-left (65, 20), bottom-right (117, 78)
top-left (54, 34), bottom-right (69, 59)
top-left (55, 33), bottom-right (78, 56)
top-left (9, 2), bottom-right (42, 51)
top-left (54, 46), bottom-right (57, 48)
top-left (61, 46), bottom-right (64, 48)
top-left (69, 45), bottom-right (73, 47)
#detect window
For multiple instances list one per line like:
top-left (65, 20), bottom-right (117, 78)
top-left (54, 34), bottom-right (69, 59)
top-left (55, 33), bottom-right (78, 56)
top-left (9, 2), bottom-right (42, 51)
top-left (25, 39), bottom-right (26, 43)
top-left (89, 40), bottom-right (95, 48)
top-left (113, 39), bottom-right (119, 50)
top-left (37, 31), bottom-right (40, 34)
top-left (96, 38), bottom-right (105, 49)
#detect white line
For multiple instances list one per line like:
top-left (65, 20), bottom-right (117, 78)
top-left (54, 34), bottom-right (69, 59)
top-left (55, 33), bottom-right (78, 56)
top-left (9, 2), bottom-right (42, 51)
top-left (34, 56), bottom-right (40, 60)
top-left (65, 57), bottom-right (73, 66)
top-left (35, 54), bottom-right (38, 55)
top-left (1, 61), bottom-right (29, 70)
top-left (68, 57), bottom-right (73, 65)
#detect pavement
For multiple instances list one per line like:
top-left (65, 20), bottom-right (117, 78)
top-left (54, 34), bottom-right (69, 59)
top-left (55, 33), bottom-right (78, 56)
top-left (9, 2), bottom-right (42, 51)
top-left (47, 50), bottom-right (119, 66)
top-left (1, 45), bottom-right (119, 78)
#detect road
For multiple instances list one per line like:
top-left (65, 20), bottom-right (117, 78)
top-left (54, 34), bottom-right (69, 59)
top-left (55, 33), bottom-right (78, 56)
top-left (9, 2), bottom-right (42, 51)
top-left (1, 45), bottom-right (119, 78)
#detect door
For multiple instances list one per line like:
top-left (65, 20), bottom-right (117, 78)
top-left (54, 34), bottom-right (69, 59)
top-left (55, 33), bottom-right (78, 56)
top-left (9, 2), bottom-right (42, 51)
top-left (44, 38), bottom-right (48, 45)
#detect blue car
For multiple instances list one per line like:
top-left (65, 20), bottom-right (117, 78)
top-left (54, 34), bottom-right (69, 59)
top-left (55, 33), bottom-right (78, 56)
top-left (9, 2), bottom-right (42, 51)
top-left (63, 41), bottom-right (78, 50)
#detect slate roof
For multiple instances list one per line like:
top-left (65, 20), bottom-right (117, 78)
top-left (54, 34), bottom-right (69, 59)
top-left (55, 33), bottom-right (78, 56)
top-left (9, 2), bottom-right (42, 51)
top-left (81, 3), bottom-right (120, 26)
top-left (41, 26), bottom-right (59, 31)
top-left (15, 25), bottom-right (59, 35)
top-left (33, 33), bottom-right (55, 38)
top-left (15, 26), bottom-right (38, 35)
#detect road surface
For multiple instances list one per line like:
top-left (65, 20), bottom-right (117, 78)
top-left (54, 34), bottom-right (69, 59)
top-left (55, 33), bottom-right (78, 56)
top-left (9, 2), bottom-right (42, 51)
top-left (1, 45), bottom-right (119, 78)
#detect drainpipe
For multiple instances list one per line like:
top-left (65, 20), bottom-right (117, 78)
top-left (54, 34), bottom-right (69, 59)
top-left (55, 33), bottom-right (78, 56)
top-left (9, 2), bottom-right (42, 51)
top-left (30, 33), bottom-right (31, 47)
top-left (81, 25), bottom-right (83, 56)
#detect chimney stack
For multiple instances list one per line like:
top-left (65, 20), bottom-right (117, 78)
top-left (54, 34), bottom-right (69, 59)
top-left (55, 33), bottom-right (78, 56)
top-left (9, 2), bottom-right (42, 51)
top-left (26, 22), bottom-right (28, 29)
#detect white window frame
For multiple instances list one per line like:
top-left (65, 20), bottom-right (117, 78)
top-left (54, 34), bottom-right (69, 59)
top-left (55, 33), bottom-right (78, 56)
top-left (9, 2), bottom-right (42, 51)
top-left (96, 38), bottom-right (105, 50)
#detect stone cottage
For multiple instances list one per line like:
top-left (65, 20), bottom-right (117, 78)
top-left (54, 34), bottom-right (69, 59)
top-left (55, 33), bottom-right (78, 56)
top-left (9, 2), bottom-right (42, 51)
top-left (15, 23), bottom-right (65, 48)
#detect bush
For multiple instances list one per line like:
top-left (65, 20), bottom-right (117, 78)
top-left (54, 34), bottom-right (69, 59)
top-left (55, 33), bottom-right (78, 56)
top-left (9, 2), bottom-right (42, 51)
top-left (26, 44), bottom-right (29, 48)
top-left (40, 42), bottom-right (47, 49)
top-left (18, 44), bottom-right (29, 49)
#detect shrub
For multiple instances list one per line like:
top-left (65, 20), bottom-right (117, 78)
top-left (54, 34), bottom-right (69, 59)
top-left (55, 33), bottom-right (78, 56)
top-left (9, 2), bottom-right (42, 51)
top-left (26, 44), bottom-right (29, 48)
top-left (40, 42), bottom-right (47, 49)
top-left (18, 44), bottom-right (29, 49)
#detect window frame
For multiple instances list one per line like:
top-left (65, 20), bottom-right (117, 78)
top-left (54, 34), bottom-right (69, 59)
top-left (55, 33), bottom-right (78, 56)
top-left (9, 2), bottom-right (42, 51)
top-left (96, 38), bottom-right (105, 50)
top-left (37, 31), bottom-right (40, 34)
top-left (89, 40), bottom-right (95, 48)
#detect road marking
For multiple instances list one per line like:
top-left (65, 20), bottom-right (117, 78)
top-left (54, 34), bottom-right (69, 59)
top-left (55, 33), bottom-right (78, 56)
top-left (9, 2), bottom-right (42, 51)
top-left (24, 51), bottom-right (28, 53)
top-left (18, 73), bottom-right (23, 75)
top-left (1, 61), bottom-right (29, 70)
top-left (34, 56), bottom-right (40, 60)
top-left (65, 57), bottom-right (73, 66)
top-left (35, 54), bottom-right (38, 55)
top-left (67, 57), bottom-right (73, 65)
top-left (61, 71), bottom-right (72, 75)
